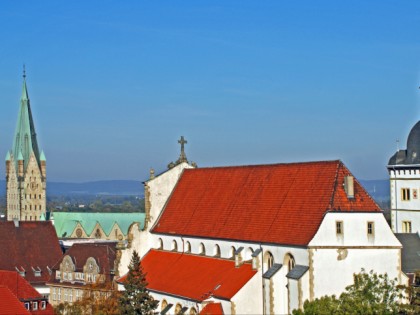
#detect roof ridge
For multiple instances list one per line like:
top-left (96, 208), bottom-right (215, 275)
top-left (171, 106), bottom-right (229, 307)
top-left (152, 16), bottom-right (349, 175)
top-left (184, 159), bottom-right (342, 171)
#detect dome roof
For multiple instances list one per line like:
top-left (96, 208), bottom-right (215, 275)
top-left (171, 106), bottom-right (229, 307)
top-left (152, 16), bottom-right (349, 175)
top-left (406, 121), bottom-right (420, 164)
top-left (388, 120), bottom-right (420, 166)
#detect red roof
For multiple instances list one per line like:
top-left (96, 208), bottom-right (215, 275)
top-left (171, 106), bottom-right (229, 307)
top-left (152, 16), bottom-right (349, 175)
top-left (119, 250), bottom-right (256, 301)
top-left (0, 287), bottom-right (30, 315)
top-left (0, 222), bottom-right (62, 285)
top-left (152, 161), bottom-right (380, 246)
top-left (0, 271), bottom-right (54, 315)
top-left (200, 303), bottom-right (224, 315)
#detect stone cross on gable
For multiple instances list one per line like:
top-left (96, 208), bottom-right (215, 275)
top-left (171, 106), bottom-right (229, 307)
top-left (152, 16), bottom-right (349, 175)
top-left (178, 136), bottom-right (188, 163)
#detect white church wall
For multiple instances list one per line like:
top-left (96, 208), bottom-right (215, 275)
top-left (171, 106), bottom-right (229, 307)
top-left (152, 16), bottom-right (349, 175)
top-left (309, 212), bottom-right (403, 298)
top-left (309, 212), bottom-right (401, 247)
top-left (231, 269), bottom-right (262, 315)
top-left (288, 279), bottom-right (299, 314)
top-left (311, 247), bottom-right (402, 298)
top-left (299, 271), bottom-right (310, 310)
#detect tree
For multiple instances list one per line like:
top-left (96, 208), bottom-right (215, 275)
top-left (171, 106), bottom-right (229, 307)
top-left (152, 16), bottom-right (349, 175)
top-left (119, 250), bottom-right (159, 314)
top-left (54, 281), bottom-right (120, 315)
top-left (293, 269), bottom-right (413, 315)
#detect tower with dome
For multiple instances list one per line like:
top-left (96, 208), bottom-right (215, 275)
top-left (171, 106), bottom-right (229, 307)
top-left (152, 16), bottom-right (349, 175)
top-left (388, 121), bottom-right (420, 233)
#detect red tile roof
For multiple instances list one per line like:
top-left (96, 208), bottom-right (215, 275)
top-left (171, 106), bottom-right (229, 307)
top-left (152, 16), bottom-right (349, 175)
top-left (119, 250), bottom-right (257, 302)
top-left (0, 271), bottom-right (54, 315)
top-left (0, 286), bottom-right (30, 315)
top-left (0, 222), bottom-right (62, 285)
top-left (200, 303), bottom-right (224, 315)
top-left (152, 160), bottom-right (380, 246)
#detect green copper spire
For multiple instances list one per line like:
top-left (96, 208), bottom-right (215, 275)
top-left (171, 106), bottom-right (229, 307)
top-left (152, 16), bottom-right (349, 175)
top-left (12, 68), bottom-right (41, 169)
top-left (40, 150), bottom-right (46, 162)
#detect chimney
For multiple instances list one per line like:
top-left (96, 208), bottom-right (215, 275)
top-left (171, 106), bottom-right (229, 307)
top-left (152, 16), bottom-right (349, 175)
top-left (344, 176), bottom-right (354, 199)
top-left (13, 218), bottom-right (19, 228)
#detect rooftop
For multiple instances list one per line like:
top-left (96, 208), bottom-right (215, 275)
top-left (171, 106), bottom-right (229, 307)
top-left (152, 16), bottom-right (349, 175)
top-left (119, 249), bottom-right (256, 302)
top-left (152, 160), bottom-right (380, 246)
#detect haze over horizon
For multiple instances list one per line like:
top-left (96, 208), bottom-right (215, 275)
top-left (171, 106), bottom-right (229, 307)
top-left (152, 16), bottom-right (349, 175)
top-left (0, 1), bottom-right (419, 182)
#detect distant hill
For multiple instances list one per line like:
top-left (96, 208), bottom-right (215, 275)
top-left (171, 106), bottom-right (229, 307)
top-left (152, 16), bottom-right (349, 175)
top-left (0, 180), bottom-right (143, 196)
top-left (0, 178), bottom-right (389, 201)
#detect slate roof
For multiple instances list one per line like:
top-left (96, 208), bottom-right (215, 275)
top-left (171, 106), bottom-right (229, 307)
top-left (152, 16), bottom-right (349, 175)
top-left (286, 265), bottom-right (309, 280)
top-left (119, 249), bottom-right (257, 302)
top-left (0, 271), bottom-right (54, 314)
top-left (53, 212), bottom-right (145, 238)
top-left (0, 286), bottom-right (30, 315)
top-left (394, 233), bottom-right (420, 274)
top-left (200, 303), bottom-right (224, 315)
top-left (49, 242), bottom-right (117, 284)
top-left (0, 222), bottom-right (62, 285)
top-left (388, 120), bottom-right (420, 166)
top-left (152, 160), bottom-right (380, 246)
top-left (263, 264), bottom-right (283, 279)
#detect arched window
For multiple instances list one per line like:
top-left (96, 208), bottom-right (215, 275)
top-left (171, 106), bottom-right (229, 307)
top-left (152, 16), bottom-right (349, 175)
top-left (245, 247), bottom-right (254, 261)
top-left (185, 241), bottom-right (191, 253)
top-left (214, 244), bottom-right (221, 257)
top-left (161, 300), bottom-right (168, 311)
top-left (190, 307), bottom-right (198, 315)
top-left (157, 238), bottom-right (163, 250)
top-left (199, 243), bottom-right (205, 255)
top-left (172, 240), bottom-right (178, 252)
top-left (264, 251), bottom-right (274, 269)
top-left (230, 246), bottom-right (236, 259)
top-left (284, 253), bottom-right (295, 272)
top-left (175, 304), bottom-right (182, 315)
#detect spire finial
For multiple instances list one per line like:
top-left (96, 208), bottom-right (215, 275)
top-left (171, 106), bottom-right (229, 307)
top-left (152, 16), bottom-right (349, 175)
top-left (23, 64), bottom-right (26, 80)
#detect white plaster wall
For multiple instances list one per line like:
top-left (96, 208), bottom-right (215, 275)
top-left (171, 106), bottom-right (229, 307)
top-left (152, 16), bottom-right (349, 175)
top-left (391, 210), bottom-right (420, 233)
top-left (309, 213), bottom-right (401, 247)
top-left (147, 162), bottom-right (192, 229)
top-left (300, 271), bottom-right (310, 307)
top-left (289, 279), bottom-right (299, 314)
top-left (136, 163), bottom-right (192, 258)
top-left (231, 270), bottom-right (262, 315)
top-left (389, 169), bottom-right (420, 233)
top-left (311, 248), bottom-right (402, 298)
top-left (272, 266), bottom-right (288, 315)
top-left (118, 222), bottom-right (142, 276)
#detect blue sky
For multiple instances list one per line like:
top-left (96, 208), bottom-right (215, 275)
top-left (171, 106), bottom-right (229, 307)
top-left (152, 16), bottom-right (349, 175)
top-left (0, 1), bottom-right (419, 182)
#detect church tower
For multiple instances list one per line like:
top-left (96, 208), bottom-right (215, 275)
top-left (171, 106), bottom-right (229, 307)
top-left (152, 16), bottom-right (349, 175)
top-left (388, 121), bottom-right (420, 233)
top-left (5, 70), bottom-right (47, 221)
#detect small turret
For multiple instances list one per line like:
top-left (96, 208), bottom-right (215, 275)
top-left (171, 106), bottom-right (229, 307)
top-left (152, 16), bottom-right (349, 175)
top-left (40, 150), bottom-right (46, 177)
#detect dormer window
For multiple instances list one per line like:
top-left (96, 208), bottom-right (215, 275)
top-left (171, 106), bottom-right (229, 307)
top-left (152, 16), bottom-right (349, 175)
top-left (24, 303), bottom-right (30, 310)
top-left (32, 302), bottom-right (38, 311)
top-left (41, 301), bottom-right (46, 310)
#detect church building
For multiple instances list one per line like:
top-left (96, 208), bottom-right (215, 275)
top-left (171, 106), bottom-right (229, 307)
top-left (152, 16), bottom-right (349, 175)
top-left (5, 70), bottom-right (47, 221)
top-left (120, 139), bottom-right (406, 315)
